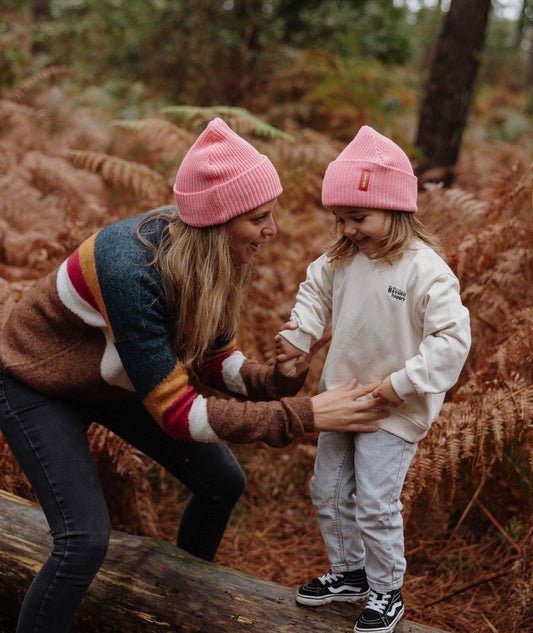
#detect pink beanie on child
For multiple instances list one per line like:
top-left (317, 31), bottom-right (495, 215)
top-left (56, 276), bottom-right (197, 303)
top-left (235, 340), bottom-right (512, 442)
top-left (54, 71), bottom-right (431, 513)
top-left (174, 118), bottom-right (283, 227)
top-left (322, 125), bottom-right (418, 213)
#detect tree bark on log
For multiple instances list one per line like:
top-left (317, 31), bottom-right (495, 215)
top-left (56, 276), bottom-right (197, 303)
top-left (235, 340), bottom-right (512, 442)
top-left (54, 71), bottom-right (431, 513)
top-left (0, 490), bottom-right (450, 633)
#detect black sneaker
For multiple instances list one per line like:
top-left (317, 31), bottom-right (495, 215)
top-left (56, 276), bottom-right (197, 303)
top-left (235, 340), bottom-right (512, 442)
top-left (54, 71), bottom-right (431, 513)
top-left (354, 588), bottom-right (404, 633)
top-left (296, 569), bottom-right (370, 606)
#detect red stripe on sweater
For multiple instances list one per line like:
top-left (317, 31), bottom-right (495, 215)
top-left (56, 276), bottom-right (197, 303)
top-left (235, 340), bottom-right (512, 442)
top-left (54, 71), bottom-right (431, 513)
top-left (162, 386), bottom-right (197, 441)
top-left (200, 350), bottom-right (233, 392)
top-left (66, 250), bottom-right (100, 312)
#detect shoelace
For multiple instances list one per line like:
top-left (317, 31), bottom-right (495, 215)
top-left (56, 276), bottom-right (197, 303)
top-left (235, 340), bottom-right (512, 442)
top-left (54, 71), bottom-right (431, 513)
top-left (366, 590), bottom-right (391, 614)
top-left (318, 571), bottom-right (343, 585)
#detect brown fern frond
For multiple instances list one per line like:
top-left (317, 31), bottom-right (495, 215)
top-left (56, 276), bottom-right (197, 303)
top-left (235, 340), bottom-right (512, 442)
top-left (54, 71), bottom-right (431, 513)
top-left (458, 237), bottom-right (533, 365)
top-left (495, 518), bottom-right (533, 630)
top-left (421, 183), bottom-right (489, 226)
top-left (490, 308), bottom-right (533, 383)
top-left (113, 118), bottom-right (195, 163)
top-left (0, 434), bottom-right (34, 501)
top-left (7, 66), bottom-right (71, 103)
top-left (115, 117), bottom-right (193, 145)
top-left (484, 160), bottom-right (533, 224)
top-left (0, 99), bottom-right (35, 121)
top-left (161, 105), bottom-right (294, 141)
top-left (23, 151), bottom-right (90, 201)
top-left (0, 100), bottom-right (43, 151)
top-left (64, 149), bottom-right (171, 203)
top-left (88, 425), bottom-right (146, 477)
top-left (402, 377), bottom-right (533, 514)
top-left (268, 129), bottom-right (343, 171)
top-left (88, 425), bottom-right (161, 537)
top-left (0, 279), bottom-right (34, 325)
top-left (0, 169), bottom-right (47, 230)
top-left (0, 141), bottom-right (17, 173)
top-left (418, 184), bottom-right (489, 261)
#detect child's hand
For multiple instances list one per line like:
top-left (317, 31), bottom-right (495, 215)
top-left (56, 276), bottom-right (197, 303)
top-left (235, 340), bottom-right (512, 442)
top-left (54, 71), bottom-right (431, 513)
top-left (274, 322), bottom-right (331, 379)
top-left (274, 334), bottom-right (307, 378)
top-left (372, 376), bottom-right (403, 407)
top-left (275, 329), bottom-right (301, 362)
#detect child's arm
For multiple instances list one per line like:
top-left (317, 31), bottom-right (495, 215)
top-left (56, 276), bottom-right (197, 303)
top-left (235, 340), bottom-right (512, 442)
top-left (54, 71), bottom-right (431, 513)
top-left (372, 376), bottom-right (403, 407)
top-left (278, 253), bottom-right (334, 354)
top-left (390, 273), bottom-right (471, 401)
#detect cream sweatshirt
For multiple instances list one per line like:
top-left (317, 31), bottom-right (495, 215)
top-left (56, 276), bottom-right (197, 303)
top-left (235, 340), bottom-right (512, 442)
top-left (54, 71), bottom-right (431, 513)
top-left (279, 240), bottom-right (471, 442)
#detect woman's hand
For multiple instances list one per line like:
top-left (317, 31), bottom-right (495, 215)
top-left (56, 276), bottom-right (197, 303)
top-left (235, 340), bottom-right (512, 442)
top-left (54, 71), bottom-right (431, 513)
top-left (274, 322), bottom-right (331, 379)
top-left (311, 379), bottom-right (389, 433)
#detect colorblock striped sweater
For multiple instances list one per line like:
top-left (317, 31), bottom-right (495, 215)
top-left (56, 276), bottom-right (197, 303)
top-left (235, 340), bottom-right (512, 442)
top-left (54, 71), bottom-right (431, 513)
top-left (0, 211), bottom-right (313, 447)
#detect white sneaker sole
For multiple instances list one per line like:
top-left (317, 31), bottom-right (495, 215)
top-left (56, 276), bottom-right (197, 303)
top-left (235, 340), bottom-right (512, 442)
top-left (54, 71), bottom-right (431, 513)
top-left (354, 605), bottom-right (404, 633)
top-left (296, 590), bottom-right (370, 607)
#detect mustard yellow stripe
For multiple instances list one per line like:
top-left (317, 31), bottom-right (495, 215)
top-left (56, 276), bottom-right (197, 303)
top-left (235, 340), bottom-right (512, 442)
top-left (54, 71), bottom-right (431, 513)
top-left (203, 339), bottom-right (238, 364)
top-left (143, 363), bottom-right (191, 425)
top-left (78, 234), bottom-right (114, 339)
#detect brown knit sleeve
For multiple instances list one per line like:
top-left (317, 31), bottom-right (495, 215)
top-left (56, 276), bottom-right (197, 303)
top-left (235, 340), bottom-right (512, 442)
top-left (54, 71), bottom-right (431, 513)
top-left (205, 395), bottom-right (314, 447)
top-left (239, 359), bottom-right (308, 401)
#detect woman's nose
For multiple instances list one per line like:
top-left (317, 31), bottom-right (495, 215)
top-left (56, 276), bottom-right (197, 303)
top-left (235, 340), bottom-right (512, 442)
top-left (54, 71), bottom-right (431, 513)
top-left (263, 217), bottom-right (277, 238)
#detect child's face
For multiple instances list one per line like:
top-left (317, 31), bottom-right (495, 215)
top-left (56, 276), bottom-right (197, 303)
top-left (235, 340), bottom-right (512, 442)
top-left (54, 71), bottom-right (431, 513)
top-left (331, 207), bottom-right (391, 255)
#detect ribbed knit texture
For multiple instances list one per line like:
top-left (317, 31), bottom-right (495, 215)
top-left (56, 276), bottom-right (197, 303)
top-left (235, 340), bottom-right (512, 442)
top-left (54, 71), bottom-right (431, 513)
top-left (322, 125), bottom-right (418, 213)
top-left (174, 118), bottom-right (283, 227)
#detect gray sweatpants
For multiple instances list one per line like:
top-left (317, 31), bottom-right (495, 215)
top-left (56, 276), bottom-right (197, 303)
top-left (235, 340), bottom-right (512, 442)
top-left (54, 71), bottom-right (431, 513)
top-left (310, 429), bottom-right (418, 593)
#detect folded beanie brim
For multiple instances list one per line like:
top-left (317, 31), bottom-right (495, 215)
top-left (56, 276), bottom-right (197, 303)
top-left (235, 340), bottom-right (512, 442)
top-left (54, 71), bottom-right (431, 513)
top-left (322, 159), bottom-right (418, 213)
top-left (174, 156), bottom-right (282, 227)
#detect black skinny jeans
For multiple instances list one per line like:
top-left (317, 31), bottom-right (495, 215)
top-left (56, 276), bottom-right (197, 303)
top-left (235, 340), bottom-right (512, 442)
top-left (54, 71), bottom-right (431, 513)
top-left (0, 369), bottom-right (245, 633)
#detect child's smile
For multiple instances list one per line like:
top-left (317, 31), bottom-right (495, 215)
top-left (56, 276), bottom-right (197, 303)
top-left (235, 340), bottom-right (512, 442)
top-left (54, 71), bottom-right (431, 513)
top-left (331, 207), bottom-right (392, 255)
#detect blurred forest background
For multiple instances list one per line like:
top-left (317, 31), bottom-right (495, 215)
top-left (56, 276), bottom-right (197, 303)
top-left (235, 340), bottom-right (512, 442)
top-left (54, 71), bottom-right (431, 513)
top-left (0, 0), bottom-right (532, 632)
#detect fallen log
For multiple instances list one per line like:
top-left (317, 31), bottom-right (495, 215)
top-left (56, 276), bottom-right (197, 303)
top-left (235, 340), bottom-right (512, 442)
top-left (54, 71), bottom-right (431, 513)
top-left (0, 490), bottom-right (450, 633)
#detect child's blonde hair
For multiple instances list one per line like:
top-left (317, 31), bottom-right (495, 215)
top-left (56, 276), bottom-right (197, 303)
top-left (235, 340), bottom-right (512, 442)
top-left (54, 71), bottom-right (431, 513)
top-left (326, 210), bottom-right (444, 266)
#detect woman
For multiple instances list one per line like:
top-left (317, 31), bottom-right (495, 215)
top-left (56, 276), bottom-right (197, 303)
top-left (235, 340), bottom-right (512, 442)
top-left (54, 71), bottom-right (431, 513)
top-left (0, 118), bottom-right (387, 633)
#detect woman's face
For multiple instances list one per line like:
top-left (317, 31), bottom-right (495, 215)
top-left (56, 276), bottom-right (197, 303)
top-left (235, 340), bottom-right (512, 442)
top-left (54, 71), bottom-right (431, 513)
top-left (228, 198), bottom-right (278, 264)
top-left (331, 207), bottom-right (392, 255)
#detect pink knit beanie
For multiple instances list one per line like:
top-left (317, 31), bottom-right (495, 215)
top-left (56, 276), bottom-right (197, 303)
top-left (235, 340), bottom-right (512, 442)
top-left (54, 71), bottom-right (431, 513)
top-left (322, 126), bottom-right (418, 213)
top-left (173, 118), bottom-right (283, 227)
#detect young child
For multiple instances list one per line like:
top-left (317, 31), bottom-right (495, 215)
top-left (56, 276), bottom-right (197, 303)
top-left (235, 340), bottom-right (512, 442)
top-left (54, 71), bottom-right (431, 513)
top-left (276, 126), bottom-right (471, 633)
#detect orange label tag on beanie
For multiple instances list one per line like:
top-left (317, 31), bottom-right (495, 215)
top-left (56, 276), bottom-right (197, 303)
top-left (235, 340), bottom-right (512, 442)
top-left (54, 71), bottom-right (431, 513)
top-left (359, 170), bottom-right (371, 191)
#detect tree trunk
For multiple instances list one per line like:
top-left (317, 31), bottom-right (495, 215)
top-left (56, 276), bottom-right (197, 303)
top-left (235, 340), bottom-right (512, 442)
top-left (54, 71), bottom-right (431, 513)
top-left (415, 0), bottom-right (492, 186)
top-left (31, 0), bottom-right (52, 21)
top-left (526, 0), bottom-right (533, 90)
top-left (528, 40), bottom-right (533, 90)
top-left (515, 0), bottom-right (528, 48)
top-left (31, 0), bottom-right (52, 55)
top-left (0, 490), bottom-right (450, 633)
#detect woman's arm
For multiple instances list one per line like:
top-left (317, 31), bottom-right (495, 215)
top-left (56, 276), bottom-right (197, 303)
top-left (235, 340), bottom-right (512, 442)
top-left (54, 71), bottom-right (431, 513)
top-left (198, 340), bottom-right (308, 401)
top-left (192, 379), bottom-right (387, 447)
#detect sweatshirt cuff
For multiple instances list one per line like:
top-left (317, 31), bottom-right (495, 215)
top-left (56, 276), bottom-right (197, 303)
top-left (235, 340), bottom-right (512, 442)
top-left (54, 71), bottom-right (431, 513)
top-left (390, 369), bottom-right (413, 401)
top-left (278, 328), bottom-right (312, 353)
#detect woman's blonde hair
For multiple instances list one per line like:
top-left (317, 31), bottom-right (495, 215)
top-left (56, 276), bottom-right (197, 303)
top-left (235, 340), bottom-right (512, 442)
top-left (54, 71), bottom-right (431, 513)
top-left (326, 210), bottom-right (444, 266)
top-left (137, 209), bottom-right (247, 375)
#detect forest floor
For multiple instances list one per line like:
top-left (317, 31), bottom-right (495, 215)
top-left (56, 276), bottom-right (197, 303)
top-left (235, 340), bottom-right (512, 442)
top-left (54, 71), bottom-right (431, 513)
top-left (0, 82), bottom-right (531, 633)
